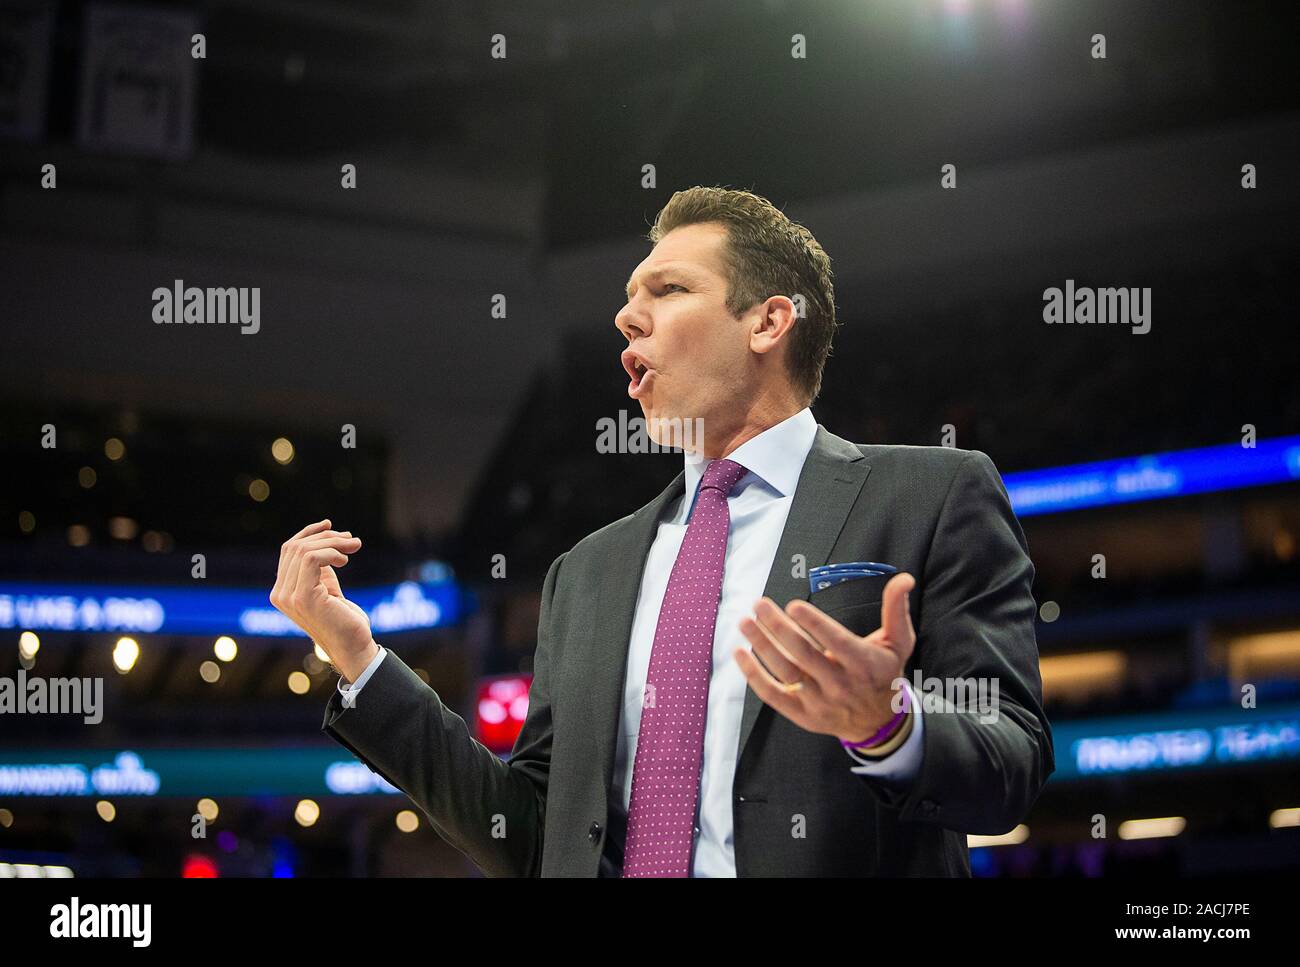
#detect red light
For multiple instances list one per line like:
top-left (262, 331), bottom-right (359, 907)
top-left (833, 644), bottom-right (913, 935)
top-left (182, 854), bottom-right (219, 878)
top-left (475, 674), bottom-right (532, 753)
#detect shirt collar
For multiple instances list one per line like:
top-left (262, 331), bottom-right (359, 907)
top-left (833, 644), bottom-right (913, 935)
top-left (681, 407), bottom-right (818, 519)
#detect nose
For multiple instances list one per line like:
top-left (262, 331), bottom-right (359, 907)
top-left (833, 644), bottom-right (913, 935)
top-left (615, 298), bottom-right (650, 342)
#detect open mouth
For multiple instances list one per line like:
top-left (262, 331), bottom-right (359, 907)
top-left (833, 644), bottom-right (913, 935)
top-left (622, 350), bottom-right (656, 399)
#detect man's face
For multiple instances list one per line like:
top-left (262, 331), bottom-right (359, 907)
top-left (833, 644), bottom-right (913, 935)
top-left (615, 222), bottom-right (752, 443)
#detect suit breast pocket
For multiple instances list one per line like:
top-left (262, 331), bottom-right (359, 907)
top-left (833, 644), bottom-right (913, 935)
top-left (808, 573), bottom-right (888, 613)
top-left (809, 575), bottom-right (887, 638)
top-left (819, 599), bottom-right (884, 638)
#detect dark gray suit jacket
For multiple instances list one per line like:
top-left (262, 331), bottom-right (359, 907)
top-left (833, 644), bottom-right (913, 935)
top-left (323, 425), bottom-right (1055, 876)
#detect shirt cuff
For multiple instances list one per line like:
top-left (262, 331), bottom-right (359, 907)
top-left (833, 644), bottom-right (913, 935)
top-left (845, 679), bottom-right (924, 783)
top-left (336, 645), bottom-right (387, 703)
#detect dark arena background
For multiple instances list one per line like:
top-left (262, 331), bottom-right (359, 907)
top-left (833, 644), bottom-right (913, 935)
top-left (1, 0), bottom-right (1298, 924)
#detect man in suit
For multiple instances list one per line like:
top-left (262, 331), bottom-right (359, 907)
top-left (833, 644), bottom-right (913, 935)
top-left (270, 186), bottom-right (1054, 877)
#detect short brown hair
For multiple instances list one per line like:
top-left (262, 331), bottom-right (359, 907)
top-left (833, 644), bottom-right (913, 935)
top-left (648, 186), bottom-right (837, 405)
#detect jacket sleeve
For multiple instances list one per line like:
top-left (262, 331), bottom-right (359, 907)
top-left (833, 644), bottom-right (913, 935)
top-left (854, 449), bottom-right (1055, 834)
top-left (321, 551), bottom-right (567, 876)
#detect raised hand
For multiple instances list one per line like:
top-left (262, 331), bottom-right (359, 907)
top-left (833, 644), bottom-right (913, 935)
top-left (269, 519), bottom-right (377, 682)
top-left (734, 572), bottom-right (917, 744)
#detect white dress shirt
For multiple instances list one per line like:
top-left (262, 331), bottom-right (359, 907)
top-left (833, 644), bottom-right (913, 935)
top-left (339, 407), bottom-right (923, 876)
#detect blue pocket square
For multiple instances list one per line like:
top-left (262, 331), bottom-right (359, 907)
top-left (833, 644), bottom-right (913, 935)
top-left (808, 561), bottom-right (897, 594)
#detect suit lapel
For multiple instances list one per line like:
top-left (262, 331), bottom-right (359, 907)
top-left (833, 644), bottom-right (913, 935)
top-left (736, 425), bottom-right (873, 763)
top-left (591, 469), bottom-right (686, 794)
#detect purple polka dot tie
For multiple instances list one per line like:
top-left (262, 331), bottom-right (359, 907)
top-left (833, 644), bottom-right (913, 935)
top-left (622, 457), bottom-right (748, 877)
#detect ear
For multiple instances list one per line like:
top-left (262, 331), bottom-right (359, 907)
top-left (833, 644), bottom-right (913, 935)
top-left (749, 295), bottom-right (798, 357)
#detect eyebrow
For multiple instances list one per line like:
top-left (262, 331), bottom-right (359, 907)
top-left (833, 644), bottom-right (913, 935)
top-left (624, 264), bottom-right (705, 301)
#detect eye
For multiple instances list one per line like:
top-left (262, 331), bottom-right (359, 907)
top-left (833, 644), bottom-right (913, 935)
top-left (663, 283), bottom-right (687, 293)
